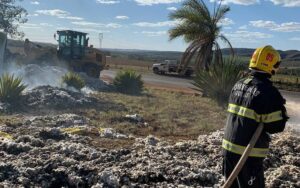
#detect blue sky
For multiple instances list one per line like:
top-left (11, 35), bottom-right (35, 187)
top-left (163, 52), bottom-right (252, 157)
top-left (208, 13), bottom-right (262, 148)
top-left (17, 0), bottom-right (300, 51)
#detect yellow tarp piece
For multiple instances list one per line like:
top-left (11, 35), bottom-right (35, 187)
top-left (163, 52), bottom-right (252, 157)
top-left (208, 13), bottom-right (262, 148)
top-left (98, 128), bottom-right (106, 133)
top-left (61, 127), bottom-right (84, 134)
top-left (61, 127), bottom-right (100, 135)
top-left (0, 131), bottom-right (13, 140)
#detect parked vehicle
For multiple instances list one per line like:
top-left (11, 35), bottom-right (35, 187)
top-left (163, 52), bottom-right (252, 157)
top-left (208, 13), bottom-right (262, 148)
top-left (152, 60), bottom-right (194, 77)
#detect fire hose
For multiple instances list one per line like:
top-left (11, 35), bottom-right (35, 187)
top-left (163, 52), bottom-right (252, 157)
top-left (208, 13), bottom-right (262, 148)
top-left (222, 123), bottom-right (264, 188)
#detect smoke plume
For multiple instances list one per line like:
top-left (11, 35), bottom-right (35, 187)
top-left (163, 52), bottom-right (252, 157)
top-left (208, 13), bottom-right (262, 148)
top-left (3, 63), bottom-right (68, 89)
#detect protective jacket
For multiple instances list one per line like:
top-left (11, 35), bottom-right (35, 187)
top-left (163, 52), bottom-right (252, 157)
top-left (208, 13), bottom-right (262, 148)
top-left (223, 71), bottom-right (288, 158)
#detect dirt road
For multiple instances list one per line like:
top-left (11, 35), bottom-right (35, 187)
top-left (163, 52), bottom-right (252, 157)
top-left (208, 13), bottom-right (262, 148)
top-left (280, 90), bottom-right (300, 131)
top-left (102, 70), bottom-right (195, 89)
top-left (101, 70), bottom-right (300, 130)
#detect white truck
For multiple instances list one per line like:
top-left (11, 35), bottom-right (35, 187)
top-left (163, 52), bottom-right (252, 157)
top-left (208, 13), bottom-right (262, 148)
top-left (152, 60), bottom-right (194, 77)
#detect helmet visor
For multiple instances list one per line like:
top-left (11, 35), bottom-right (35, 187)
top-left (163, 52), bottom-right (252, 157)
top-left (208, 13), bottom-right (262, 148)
top-left (274, 61), bottom-right (281, 69)
top-left (272, 61), bottom-right (281, 75)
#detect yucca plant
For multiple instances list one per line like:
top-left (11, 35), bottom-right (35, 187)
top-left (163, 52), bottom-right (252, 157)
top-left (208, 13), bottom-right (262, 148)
top-left (193, 58), bottom-right (246, 107)
top-left (62, 72), bottom-right (85, 90)
top-left (113, 70), bottom-right (143, 95)
top-left (0, 73), bottom-right (27, 104)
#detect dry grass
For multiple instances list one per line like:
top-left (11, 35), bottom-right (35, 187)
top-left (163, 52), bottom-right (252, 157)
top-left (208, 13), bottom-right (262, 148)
top-left (82, 88), bottom-right (226, 141)
top-left (106, 57), bottom-right (153, 73)
top-left (0, 89), bottom-right (226, 144)
top-left (273, 74), bottom-right (300, 83)
top-left (107, 57), bottom-right (153, 67)
top-left (272, 74), bottom-right (300, 92)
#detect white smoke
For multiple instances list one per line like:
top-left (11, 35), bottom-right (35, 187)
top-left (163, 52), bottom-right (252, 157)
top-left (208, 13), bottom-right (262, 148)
top-left (80, 87), bottom-right (95, 94)
top-left (4, 63), bottom-right (68, 89)
top-left (2, 62), bottom-right (109, 93)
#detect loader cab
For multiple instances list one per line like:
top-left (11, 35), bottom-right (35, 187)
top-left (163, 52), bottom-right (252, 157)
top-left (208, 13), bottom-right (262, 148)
top-left (56, 30), bottom-right (88, 60)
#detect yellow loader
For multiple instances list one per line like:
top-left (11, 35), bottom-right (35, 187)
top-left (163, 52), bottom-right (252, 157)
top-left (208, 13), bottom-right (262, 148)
top-left (1, 30), bottom-right (109, 78)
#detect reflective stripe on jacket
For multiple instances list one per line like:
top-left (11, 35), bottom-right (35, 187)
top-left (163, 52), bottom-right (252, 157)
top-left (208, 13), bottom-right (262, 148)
top-left (223, 72), bottom-right (288, 158)
top-left (228, 104), bottom-right (283, 123)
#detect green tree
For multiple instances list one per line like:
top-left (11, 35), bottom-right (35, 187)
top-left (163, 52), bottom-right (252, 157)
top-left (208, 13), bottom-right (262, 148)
top-left (0, 0), bottom-right (28, 38)
top-left (169, 0), bottom-right (233, 72)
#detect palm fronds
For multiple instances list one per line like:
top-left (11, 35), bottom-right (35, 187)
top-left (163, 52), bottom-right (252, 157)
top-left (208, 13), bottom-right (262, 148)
top-left (169, 0), bottom-right (233, 73)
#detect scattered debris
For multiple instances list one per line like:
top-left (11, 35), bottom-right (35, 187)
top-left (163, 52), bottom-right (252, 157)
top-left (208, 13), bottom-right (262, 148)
top-left (125, 114), bottom-right (148, 126)
top-left (0, 139), bottom-right (32, 155)
top-left (0, 103), bottom-right (11, 114)
top-left (79, 73), bottom-right (111, 91)
top-left (22, 86), bottom-right (97, 110)
top-left (25, 114), bottom-right (89, 128)
top-left (136, 135), bottom-right (160, 146)
top-left (99, 128), bottom-right (128, 139)
top-left (265, 165), bottom-right (300, 188)
top-left (0, 85), bottom-right (123, 113)
top-left (125, 114), bottom-right (143, 123)
top-left (39, 128), bottom-right (66, 140)
top-left (0, 113), bottom-right (298, 187)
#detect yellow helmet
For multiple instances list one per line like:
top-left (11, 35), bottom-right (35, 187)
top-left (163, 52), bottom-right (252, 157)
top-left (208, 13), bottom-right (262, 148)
top-left (249, 45), bottom-right (281, 75)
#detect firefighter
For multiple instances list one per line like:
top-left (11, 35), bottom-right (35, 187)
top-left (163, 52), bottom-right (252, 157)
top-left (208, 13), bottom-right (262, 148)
top-left (24, 38), bottom-right (31, 56)
top-left (222, 45), bottom-right (289, 187)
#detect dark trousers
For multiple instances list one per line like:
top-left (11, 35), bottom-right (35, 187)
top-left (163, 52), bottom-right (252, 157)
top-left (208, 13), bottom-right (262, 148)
top-left (223, 152), bottom-right (265, 188)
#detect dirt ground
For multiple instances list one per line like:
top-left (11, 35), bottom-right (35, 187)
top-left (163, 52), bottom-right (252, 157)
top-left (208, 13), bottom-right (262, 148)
top-left (0, 71), bottom-right (298, 187)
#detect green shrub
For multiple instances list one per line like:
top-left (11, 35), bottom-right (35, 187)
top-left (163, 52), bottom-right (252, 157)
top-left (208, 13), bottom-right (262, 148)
top-left (113, 70), bottom-right (143, 95)
top-left (62, 72), bottom-right (85, 90)
top-left (0, 73), bottom-right (27, 104)
top-left (193, 59), bottom-right (246, 107)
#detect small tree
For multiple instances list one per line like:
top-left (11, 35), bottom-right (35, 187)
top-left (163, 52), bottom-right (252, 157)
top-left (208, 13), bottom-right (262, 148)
top-left (0, 73), bottom-right (27, 104)
top-left (113, 70), bottom-right (143, 95)
top-left (0, 0), bottom-right (28, 38)
top-left (62, 72), bottom-right (85, 90)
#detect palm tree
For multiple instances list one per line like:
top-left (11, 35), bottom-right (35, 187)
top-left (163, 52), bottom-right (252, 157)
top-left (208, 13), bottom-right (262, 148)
top-left (169, 0), bottom-right (233, 73)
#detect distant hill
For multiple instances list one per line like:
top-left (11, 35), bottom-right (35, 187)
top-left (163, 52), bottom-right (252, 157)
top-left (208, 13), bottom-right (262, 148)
top-left (103, 48), bottom-right (183, 63)
top-left (223, 48), bottom-right (300, 67)
top-left (222, 48), bottom-right (254, 57)
top-left (107, 48), bottom-right (300, 67)
top-left (6, 39), bottom-right (300, 67)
